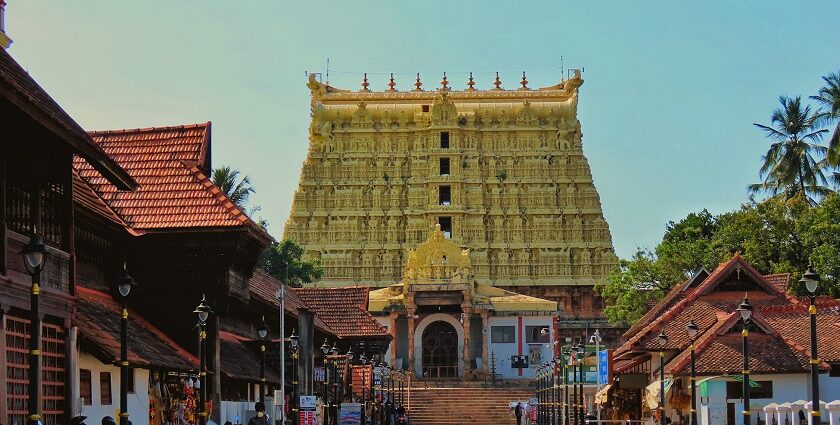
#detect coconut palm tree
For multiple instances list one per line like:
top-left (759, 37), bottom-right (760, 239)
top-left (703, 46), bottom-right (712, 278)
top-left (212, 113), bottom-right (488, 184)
top-left (749, 96), bottom-right (831, 204)
top-left (211, 165), bottom-right (255, 210)
top-left (811, 70), bottom-right (840, 183)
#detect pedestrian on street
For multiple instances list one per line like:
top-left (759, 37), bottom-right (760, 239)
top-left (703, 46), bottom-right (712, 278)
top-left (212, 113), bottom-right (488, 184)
top-left (248, 401), bottom-right (269, 425)
top-left (514, 402), bottom-right (523, 425)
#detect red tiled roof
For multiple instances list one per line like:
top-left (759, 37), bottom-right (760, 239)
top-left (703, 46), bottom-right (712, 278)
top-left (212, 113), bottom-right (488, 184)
top-left (72, 170), bottom-right (129, 229)
top-left (248, 270), bottom-right (333, 334)
top-left (75, 287), bottom-right (198, 371)
top-left (219, 331), bottom-right (281, 384)
top-left (761, 300), bottom-right (840, 363)
top-left (680, 332), bottom-right (816, 375)
top-left (293, 287), bottom-right (390, 339)
top-left (764, 273), bottom-right (791, 294)
top-left (0, 49), bottom-right (135, 190)
top-left (72, 123), bottom-right (268, 237)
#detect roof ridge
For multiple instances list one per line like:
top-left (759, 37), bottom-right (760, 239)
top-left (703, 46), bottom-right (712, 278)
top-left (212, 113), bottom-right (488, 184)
top-left (87, 122), bottom-right (211, 136)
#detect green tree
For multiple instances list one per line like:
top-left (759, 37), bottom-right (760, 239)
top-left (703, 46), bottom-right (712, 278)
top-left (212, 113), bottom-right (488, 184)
top-left (749, 96), bottom-right (831, 204)
top-left (598, 196), bottom-right (840, 325)
top-left (257, 239), bottom-right (323, 287)
top-left (212, 166), bottom-right (255, 210)
top-left (811, 70), bottom-right (840, 182)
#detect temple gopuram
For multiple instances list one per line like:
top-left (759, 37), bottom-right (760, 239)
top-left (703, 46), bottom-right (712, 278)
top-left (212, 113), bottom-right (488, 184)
top-left (284, 70), bottom-right (624, 360)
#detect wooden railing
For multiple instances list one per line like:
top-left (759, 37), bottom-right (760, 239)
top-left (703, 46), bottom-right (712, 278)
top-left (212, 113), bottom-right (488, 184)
top-left (5, 230), bottom-right (70, 293)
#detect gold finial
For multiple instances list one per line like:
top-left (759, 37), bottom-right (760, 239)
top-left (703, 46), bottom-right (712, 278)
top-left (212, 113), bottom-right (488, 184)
top-left (387, 73), bottom-right (396, 92)
top-left (361, 73), bottom-right (370, 92)
top-left (466, 72), bottom-right (476, 91)
top-left (520, 71), bottom-right (529, 90)
top-left (493, 71), bottom-right (503, 90)
top-left (413, 73), bottom-right (423, 91)
top-left (440, 71), bottom-right (449, 91)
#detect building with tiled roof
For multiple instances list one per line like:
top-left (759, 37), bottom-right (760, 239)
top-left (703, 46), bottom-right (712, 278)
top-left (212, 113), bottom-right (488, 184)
top-left (294, 286), bottom-right (391, 341)
top-left (604, 255), bottom-right (840, 424)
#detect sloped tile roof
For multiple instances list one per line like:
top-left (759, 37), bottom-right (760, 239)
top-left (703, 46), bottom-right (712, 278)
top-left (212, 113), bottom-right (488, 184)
top-left (682, 332), bottom-right (815, 375)
top-left (761, 300), bottom-right (840, 363)
top-left (0, 49), bottom-right (135, 190)
top-left (762, 273), bottom-right (790, 294)
top-left (248, 269), bottom-right (333, 334)
top-left (219, 331), bottom-right (280, 384)
top-left (72, 123), bottom-right (268, 237)
top-left (74, 287), bottom-right (198, 371)
top-left (72, 170), bottom-right (129, 228)
top-left (293, 287), bottom-right (390, 339)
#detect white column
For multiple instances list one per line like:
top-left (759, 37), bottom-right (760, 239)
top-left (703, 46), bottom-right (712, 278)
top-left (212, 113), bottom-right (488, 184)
top-left (827, 400), bottom-right (840, 425)
top-left (776, 404), bottom-right (791, 425)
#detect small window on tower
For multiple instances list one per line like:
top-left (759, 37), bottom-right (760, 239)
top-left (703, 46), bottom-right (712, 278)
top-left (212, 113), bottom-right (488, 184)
top-left (439, 186), bottom-right (451, 205)
top-left (440, 158), bottom-right (450, 176)
top-left (422, 105), bottom-right (430, 113)
top-left (438, 216), bottom-right (452, 239)
top-left (440, 132), bottom-right (450, 148)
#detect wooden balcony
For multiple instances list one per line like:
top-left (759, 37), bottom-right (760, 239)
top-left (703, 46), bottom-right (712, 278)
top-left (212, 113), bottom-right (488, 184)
top-left (4, 230), bottom-right (70, 294)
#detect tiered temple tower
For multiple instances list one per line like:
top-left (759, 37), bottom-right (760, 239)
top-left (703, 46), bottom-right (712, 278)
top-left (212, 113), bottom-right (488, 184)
top-left (285, 71), bottom-right (620, 337)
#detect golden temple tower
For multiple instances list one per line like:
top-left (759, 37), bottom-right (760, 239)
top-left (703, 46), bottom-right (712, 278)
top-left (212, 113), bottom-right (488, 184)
top-left (284, 70), bottom-right (618, 319)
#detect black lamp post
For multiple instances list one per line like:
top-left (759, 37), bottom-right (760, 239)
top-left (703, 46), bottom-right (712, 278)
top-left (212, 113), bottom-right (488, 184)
top-left (116, 265), bottom-right (137, 425)
top-left (320, 340), bottom-right (332, 425)
top-left (538, 365), bottom-right (545, 425)
top-left (656, 330), bottom-right (668, 425)
top-left (360, 353), bottom-right (369, 425)
top-left (801, 265), bottom-right (821, 420)
top-left (571, 350), bottom-right (577, 425)
top-left (331, 342), bottom-right (340, 422)
top-left (576, 343), bottom-right (584, 425)
top-left (290, 329), bottom-right (300, 424)
top-left (22, 232), bottom-right (46, 425)
top-left (551, 361), bottom-right (557, 425)
top-left (736, 295), bottom-right (752, 425)
top-left (347, 346), bottom-right (355, 409)
top-left (560, 349), bottom-right (568, 425)
top-left (257, 316), bottom-right (270, 403)
top-left (686, 320), bottom-right (699, 425)
top-left (194, 295), bottom-right (213, 425)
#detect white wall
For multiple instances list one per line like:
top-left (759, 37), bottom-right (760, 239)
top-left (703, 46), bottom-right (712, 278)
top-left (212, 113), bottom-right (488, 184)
top-left (487, 315), bottom-right (553, 379)
top-left (698, 374), bottom-right (809, 425)
top-left (76, 352), bottom-right (151, 425)
top-left (819, 374), bottom-right (840, 402)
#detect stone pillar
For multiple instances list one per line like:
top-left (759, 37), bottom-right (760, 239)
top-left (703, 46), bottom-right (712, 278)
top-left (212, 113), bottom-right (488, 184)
top-left (407, 308), bottom-right (416, 373)
top-left (68, 327), bottom-right (80, 417)
top-left (389, 312), bottom-right (399, 367)
top-left (827, 400), bottom-right (840, 425)
top-left (776, 405), bottom-right (791, 425)
top-left (462, 310), bottom-right (472, 375)
top-left (298, 308), bottom-right (316, 394)
top-left (481, 311), bottom-right (490, 373)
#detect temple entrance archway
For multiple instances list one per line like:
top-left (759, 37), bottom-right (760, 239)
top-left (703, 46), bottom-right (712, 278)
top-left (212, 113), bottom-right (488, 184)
top-left (413, 313), bottom-right (464, 378)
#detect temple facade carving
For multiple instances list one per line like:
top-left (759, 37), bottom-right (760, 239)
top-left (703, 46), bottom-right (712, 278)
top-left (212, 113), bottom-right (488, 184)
top-left (285, 70), bottom-right (619, 328)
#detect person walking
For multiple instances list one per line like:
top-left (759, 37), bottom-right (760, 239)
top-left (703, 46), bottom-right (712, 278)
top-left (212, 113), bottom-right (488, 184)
top-left (515, 402), bottom-right (524, 425)
top-left (248, 401), bottom-right (269, 425)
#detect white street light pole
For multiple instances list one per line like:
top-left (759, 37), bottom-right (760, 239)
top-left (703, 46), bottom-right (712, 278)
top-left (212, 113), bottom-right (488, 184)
top-left (278, 285), bottom-right (286, 424)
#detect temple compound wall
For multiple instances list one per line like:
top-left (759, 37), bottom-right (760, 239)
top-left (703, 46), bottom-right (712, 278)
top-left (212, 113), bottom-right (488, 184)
top-left (284, 71), bottom-right (623, 347)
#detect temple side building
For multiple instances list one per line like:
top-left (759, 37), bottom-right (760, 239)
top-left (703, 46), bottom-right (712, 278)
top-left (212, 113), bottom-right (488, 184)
top-left (284, 70), bottom-right (624, 358)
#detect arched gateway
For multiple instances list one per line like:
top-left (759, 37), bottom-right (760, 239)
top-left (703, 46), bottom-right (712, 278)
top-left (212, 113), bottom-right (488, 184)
top-left (421, 321), bottom-right (459, 379)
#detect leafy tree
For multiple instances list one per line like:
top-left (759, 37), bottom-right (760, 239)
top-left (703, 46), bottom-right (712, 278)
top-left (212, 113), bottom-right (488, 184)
top-left (598, 196), bottom-right (840, 325)
top-left (212, 166), bottom-right (255, 210)
top-left (749, 96), bottom-right (830, 204)
top-left (811, 70), bottom-right (840, 182)
top-left (257, 239), bottom-right (323, 287)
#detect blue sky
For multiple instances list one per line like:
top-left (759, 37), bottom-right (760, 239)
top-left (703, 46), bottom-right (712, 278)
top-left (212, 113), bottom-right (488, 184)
top-left (8, 1), bottom-right (840, 258)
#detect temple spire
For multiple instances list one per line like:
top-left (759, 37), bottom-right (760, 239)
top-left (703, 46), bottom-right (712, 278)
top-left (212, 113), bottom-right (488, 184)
top-left (466, 72), bottom-right (476, 91)
top-left (413, 73), bottom-right (423, 91)
top-left (492, 71), bottom-right (503, 90)
top-left (520, 71), bottom-right (529, 90)
top-left (360, 73), bottom-right (370, 92)
top-left (440, 71), bottom-right (449, 91)
top-left (387, 73), bottom-right (396, 92)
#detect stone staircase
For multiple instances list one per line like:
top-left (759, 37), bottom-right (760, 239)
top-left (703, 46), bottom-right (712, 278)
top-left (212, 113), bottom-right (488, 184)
top-left (396, 383), bottom-right (534, 425)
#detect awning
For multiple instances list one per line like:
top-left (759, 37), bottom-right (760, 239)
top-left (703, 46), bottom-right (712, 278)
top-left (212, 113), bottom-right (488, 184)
top-left (645, 379), bottom-right (673, 409)
top-left (594, 384), bottom-right (612, 405)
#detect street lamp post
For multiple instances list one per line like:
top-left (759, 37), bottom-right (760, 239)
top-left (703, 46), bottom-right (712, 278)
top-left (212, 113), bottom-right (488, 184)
top-left (551, 361), bottom-right (557, 425)
top-left (257, 316), bottom-right (270, 403)
top-left (22, 232), bottom-right (46, 425)
top-left (360, 353), bottom-right (369, 425)
top-left (536, 366), bottom-right (543, 425)
top-left (194, 295), bottom-right (213, 425)
top-left (290, 329), bottom-right (299, 424)
top-left (116, 265), bottom-right (137, 425)
top-left (576, 343), bottom-right (584, 425)
top-left (801, 265), bottom-right (821, 421)
top-left (320, 341), bottom-right (332, 425)
top-left (590, 330), bottom-right (602, 422)
top-left (686, 321), bottom-right (699, 425)
top-left (657, 331), bottom-right (668, 425)
top-left (737, 295), bottom-right (753, 425)
top-left (571, 351), bottom-right (577, 425)
top-left (562, 349), bottom-right (569, 425)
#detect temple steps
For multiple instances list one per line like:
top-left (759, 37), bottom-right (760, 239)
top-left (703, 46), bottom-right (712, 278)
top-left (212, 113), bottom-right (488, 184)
top-left (394, 386), bottom-right (534, 425)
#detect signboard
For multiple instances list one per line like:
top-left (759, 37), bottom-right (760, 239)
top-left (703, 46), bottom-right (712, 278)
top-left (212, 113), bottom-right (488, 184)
top-left (597, 350), bottom-right (612, 385)
top-left (339, 403), bottom-right (361, 425)
top-left (299, 395), bottom-right (317, 425)
top-left (314, 367), bottom-right (325, 383)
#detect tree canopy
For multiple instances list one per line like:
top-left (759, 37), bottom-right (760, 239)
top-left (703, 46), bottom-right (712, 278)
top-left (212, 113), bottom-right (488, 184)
top-left (257, 239), bottom-right (323, 287)
top-left (598, 195), bottom-right (840, 325)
